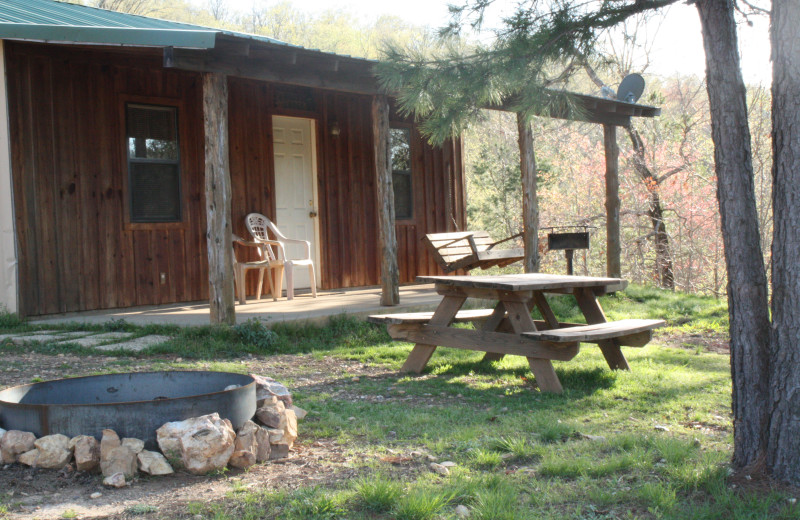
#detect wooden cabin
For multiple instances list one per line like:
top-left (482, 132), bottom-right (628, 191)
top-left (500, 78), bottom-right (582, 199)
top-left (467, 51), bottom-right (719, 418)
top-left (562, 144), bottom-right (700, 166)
top-left (0, 0), bottom-right (466, 318)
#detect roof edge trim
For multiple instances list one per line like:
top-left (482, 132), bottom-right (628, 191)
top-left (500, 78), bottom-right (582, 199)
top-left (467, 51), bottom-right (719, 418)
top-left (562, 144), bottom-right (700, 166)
top-left (0, 24), bottom-right (217, 48)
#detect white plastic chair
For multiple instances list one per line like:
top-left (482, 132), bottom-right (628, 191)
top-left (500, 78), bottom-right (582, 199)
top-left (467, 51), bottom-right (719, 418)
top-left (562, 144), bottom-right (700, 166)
top-left (245, 213), bottom-right (317, 300)
top-left (232, 234), bottom-right (284, 304)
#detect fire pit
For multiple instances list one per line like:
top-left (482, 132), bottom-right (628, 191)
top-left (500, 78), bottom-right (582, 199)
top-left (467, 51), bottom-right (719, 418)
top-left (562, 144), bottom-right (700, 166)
top-left (0, 371), bottom-right (256, 447)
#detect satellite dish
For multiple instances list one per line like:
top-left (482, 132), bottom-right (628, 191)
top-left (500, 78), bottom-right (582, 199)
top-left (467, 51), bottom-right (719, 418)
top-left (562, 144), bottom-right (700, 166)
top-left (617, 73), bottom-right (645, 103)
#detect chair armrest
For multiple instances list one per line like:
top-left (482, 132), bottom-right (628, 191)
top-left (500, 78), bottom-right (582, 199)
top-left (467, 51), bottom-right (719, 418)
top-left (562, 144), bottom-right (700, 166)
top-left (281, 238), bottom-right (312, 259)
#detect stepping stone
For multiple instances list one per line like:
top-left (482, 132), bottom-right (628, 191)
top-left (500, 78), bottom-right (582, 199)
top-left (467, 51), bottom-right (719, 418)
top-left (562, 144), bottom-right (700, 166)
top-left (63, 332), bottom-right (133, 348)
top-left (56, 331), bottom-right (94, 338)
top-left (10, 334), bottom-right (73, 344)
top-left (95, 334), bottom-right (172, 352)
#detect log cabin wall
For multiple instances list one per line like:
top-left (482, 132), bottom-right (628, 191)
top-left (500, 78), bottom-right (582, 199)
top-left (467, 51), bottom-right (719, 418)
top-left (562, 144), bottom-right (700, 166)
top-left (7, 43), bottom-right (465, 316)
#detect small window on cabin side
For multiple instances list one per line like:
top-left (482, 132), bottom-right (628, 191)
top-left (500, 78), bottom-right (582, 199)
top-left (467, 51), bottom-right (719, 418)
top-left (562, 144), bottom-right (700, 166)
top-left (390, 127), bottom-right (412, 220)
top-left (126, 104), bottom-right (182, 223)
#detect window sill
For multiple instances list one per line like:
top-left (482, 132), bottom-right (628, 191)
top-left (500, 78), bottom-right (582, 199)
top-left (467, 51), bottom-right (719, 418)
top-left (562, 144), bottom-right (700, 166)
top-left (124, 221), bottom-right (187, 231)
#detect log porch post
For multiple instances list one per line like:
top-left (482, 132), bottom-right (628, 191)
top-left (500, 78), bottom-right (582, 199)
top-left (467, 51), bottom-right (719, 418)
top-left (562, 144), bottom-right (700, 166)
top-left (603, 124), bottom-right (621, 278)
top-left (203, 72), bottom-right (235, 324)
top-left (517, 113), bottom-right (539, 273)
top-left (372, 95), bottom-right (399, 305)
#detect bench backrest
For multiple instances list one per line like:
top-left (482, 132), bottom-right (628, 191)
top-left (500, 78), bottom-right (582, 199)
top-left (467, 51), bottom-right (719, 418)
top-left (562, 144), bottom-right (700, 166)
top-left (424, 231), bottom-right (494, 267)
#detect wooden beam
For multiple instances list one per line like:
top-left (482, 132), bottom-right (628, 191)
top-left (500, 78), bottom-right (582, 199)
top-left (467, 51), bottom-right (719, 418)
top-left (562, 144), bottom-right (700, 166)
top-left (604, 124), bottom-right (621, 279)
top-left (373, 95), bottom-right (399, 306)
top-left (203, 72), bottom-right (235, 325)
top-left (164, 48), bottom-right (380, 96)
top-left (517, 113), bottom-right (539, 273)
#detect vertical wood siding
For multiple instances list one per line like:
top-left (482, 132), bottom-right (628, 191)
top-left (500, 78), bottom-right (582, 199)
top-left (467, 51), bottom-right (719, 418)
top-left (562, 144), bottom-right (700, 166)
top-left (8, 44), bottom-right (465, 316)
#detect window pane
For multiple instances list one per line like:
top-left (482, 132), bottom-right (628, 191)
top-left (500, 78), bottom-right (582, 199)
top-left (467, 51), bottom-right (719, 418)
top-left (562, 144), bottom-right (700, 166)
top-left (130, 162), bottom-right (181, 222)
top-left (393, 172), bottom-right (412, 219)
top-left (391, 128), bottom-right (412, 219)
top-left (390, 128), bottom-right (410, 171)
top-left (127, 105), bottom-right (178, 160)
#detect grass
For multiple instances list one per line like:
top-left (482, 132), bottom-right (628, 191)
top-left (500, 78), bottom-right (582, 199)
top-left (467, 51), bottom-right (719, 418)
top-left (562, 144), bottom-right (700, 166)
top-left (1, 286), bottom-right (793, 518)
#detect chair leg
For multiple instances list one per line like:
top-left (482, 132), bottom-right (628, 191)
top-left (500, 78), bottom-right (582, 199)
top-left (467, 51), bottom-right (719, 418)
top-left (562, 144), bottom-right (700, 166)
top-left (256, 269), bottom-right (265, 301)
top-left (273, 265), bottom-right (285, 300)
top-left (309, 264), bottom-right (317, 298)
top-left (265, 266), bottom-right (276, 302)
top-left (235, 266), bottom-right (246, 305)
top-left (286, 263), bottom-right (295, 300)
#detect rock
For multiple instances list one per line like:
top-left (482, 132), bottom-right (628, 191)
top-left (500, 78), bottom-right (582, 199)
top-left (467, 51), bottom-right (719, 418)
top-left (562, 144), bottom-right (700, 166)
top-left (283, 409), bottom-right (298, 449)
top-left (71, 436), bottom-right (100, 472)
top-left (291, 406), bottom-right (307, 420)
top-left (430, 462), bottom-right (450, 476)
top-left (100, 429), bottom-right (121, 460)
top-left (579, 433), bottom-right (606, 442)
top-left (255, 427), bottom-right (271, 462)
top-left (266, 428), bottom-right (284, 443)
top-left (455, 504), bottom-right (470, 517)
top-left (229, 421), bottom-right (259, 469)
top-left (251, 374), bottom-right (292, 406)
top-left (269, 442), bottom-right (290, 460)
top-left (103, 472), bottom-right (127, 488)
top-left (255, 398), bottom-right (286, 429)
top-left (1, 430), bottom-right (36, 464)
top-left (101, 446), bottom-right (137, 479)
top-left (138, 450), bottom-right (174, 475)
top-left (440, 461), bottom-right (456, 468)
top-left (157, 413), bottom-right (235, 475)
top-left (654, 425), bottom-right (670, 432)
top-left (0, 428), bottom-right (5, 444)
top-left (33, 434), bottom-right (71, 469)
top-left (17, 449), bottom-right (39, 467)
top-left (90, 492), bottom-right (102, 499)
top-left (122, 438), bottom-right (145, 454)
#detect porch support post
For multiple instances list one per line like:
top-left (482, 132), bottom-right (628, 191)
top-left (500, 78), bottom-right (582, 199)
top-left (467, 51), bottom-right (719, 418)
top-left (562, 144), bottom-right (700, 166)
top-left (517, 113), bottom-right (539, 273)
top-left (203, 72), bottom-right (235, 324)
top-left (372, 94), bottom-right (399, 306)
top-left (603, 124), bottom-right (621, 278)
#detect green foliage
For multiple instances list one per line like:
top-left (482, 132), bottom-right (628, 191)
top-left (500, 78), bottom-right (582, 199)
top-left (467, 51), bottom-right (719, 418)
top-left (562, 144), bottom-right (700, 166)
top-left (353, 475), bottom-right (403, 512)
top-left (0, 310), bottom-right (23, 330)
top-left (124, 504), bottom-right (159, 515)
top-left (393, 488), bottom-right (454, 520)
top-left (285, 488), bottom-right (345, 520)
top-left (234, 318), bottom-right (279, 351)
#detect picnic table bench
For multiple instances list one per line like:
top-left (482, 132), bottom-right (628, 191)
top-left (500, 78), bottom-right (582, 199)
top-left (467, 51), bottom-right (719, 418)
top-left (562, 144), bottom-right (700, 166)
top-left (368, 274), bottom-right (664, 393)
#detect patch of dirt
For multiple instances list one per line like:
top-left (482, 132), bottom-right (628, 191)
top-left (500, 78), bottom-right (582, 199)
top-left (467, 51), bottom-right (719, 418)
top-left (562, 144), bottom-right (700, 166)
top-left (659, 332), bottom-right (730, 355)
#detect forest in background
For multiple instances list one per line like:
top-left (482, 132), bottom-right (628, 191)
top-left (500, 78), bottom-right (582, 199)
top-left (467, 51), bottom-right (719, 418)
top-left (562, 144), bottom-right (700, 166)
top-left (77, 0), bottom-right (773, 296)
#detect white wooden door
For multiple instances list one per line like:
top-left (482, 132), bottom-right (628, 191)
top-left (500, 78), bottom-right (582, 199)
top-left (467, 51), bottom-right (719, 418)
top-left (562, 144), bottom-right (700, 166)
top-left (272, 116), bottom-right (320, 290)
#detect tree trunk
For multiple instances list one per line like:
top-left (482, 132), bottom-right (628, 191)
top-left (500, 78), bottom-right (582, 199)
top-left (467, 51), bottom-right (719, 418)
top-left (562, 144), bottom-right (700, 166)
top-left (696, 0), bottom-right (770, 469)
top-left (517, 113), bottom-right (539, 273)
top-left (767, 0), bottom-right (800, 485)
top-left (626, 127), bottom-right (675, 289)
top-left (604, 124), bottom-right (621, 278)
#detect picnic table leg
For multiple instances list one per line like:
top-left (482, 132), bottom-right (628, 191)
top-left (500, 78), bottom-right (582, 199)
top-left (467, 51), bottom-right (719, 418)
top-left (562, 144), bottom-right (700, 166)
top-left (503, 300), bottom-right (563, 394)
top-left (574, 288), bottom-right (631, 371)
top-left (401, 295), bottom-right (466, 373)
top-left (481, 302), bottom-right (508, 362)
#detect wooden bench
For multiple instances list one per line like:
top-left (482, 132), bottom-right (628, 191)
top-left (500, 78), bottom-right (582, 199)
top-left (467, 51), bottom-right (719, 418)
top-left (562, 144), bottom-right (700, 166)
top-left (522, 319), bottom-right (665, 347)
top-left (423, 231), bottom-right (524, 273)
top-left (367, 309), bottom-right (496, 325)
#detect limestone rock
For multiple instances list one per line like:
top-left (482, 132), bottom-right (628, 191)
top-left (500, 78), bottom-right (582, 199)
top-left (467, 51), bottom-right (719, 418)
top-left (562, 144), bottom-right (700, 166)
top-left (229, 420), bottom-right (260, 469)
top-left (266, 428), bottom-right (284, 443)
top-left (17, 449), bottom-right (39, 467)
top-left (283, 409), bottom-right (298, 449)
top-left (33, 434), bottom-right (71, 469)
top-left (290, 405), bottom-right (308, 421)
top-left (100, 429), bottom-right (121, 460)
top-left (255, 398), bottom-right (286, 429)
top-left (158, 413), bottom-right (235, 475)
top-left (251, 374), bottom-right (292, 406)
top-left (255, 427), bottom-right (271, 462)
top-left (1, 430), bottom-right (36, 464)
top-left (101, 446), bottom-right (137, 479)
top-left (103, 472), bottom-right (127, 488)
top-left (122, 438), bottom-right (145, 454)
top-left (269, 442), bottom-right (290, 460)
top-left (138, 450), bottom-right (174, 475)
top-left (70, 436), bottom-right (100, 472)
top-left (430, 462), bottom-right (450, 476)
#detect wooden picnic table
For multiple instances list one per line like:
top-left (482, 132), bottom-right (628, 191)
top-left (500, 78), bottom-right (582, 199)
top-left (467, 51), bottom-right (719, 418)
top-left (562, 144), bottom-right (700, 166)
top-left (368, 273), bottom-right (664, 393)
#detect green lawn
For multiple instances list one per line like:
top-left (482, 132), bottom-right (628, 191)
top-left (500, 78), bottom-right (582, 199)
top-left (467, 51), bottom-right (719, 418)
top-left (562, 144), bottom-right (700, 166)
top-left (1, 286), bottom-right (796, 519)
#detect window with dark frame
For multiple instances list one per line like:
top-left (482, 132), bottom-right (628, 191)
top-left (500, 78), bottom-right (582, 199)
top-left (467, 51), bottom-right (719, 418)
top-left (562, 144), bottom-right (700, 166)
top-left (126, 104), bottom-right (182, 223)
top-left (390, 127), bottom-right (413, 220)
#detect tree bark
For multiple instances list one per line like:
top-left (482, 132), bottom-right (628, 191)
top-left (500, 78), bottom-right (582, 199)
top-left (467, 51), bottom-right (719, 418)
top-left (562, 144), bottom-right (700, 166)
top-left (517, 113), bottom-right (539, 273)
top-left (372, 95), bottom-right (400, 306)
top-left (626, 126), bottom-right (675, 289)
top-left (696, 0), bottom-right (770, 469)
top-left (604, 124), bottom-right (621, 279)
top-left (767, 0), bottom-right (800, 484)
top-left (203, 72), bottom-right (235, 325)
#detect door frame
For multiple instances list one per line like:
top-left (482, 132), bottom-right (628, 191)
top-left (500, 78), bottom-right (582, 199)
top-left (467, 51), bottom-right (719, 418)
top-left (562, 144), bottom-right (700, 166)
top-left (272, 115), bottom-right (322, 288)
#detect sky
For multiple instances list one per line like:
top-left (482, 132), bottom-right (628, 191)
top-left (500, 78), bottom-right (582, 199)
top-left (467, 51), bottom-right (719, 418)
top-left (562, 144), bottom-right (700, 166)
top-left (216, 0), bottom-right (772, 86)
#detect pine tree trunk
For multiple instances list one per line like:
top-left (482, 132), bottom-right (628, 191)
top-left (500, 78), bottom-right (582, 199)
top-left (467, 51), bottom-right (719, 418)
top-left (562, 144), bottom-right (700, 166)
top-left (767, 0), bottom-right (800, 484)
top-left (695, 0), bottom-right (770, 468)
top-left (518, 113), bottom-right (540, 273)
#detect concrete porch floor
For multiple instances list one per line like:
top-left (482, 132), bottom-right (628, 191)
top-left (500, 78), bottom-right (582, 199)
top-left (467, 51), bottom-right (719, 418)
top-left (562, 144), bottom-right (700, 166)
top-left (31, 284), bottom-right (443, 327)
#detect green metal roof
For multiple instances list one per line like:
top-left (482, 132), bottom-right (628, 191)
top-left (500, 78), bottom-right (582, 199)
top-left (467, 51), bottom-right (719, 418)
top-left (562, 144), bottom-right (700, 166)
top-left (0, 0), bottom-right (302, 50)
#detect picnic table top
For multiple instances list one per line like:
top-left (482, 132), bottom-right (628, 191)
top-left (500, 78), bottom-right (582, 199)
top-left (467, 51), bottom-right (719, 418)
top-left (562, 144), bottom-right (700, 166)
top-left (416, 273), bottom-right (627, 292)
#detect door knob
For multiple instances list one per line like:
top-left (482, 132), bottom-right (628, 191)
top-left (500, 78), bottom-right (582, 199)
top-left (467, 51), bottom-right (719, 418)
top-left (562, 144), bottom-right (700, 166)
top-left (309, 211), bottom-right (318, 218)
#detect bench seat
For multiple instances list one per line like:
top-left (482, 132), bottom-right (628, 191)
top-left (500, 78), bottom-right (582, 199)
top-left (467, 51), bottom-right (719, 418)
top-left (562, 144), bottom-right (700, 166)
top-left (367, 309), bottom-right (495, 325)
top-left (522, 319), bottom-right (665, 344)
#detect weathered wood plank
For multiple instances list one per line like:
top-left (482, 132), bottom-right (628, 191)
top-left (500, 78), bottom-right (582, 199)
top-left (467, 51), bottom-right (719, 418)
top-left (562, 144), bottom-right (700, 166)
top-left (420, 273), bottom-right (626, 293)
top-left (400, 295), bottom-right (464, 373)
top-left (522, 318), bottom-right (664, 342)
top-left (574, 287), bottom-right (630, 370)
top-left (203, 72), bottom-right (235, 325)
top-left (367, 308), bottom-right (495, 325)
